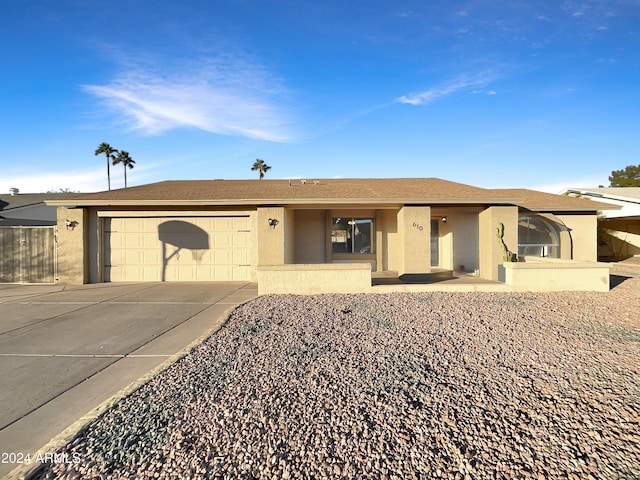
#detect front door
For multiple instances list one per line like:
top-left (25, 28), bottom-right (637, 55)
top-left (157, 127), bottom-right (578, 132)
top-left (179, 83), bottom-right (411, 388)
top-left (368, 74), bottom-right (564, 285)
top-left (430, 219), bottom-right (439, 267)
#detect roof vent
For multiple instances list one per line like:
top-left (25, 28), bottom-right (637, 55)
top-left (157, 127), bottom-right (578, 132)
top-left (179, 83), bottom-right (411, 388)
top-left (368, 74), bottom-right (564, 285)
top-left (9, 187), bottom-right (19, 196)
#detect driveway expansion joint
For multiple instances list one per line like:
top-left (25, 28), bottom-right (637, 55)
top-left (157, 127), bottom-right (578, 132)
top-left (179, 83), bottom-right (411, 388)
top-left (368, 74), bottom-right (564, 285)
top-left (0, 282), bottom-right (258, 480)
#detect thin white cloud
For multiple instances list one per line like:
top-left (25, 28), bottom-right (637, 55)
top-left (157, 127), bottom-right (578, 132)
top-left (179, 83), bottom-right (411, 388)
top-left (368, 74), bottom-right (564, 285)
top-left (83, 53), bottom-right (295, 142)
top-left (0, 170), bottom-right (107, 194)
top-left (1, 159), bottom-right (166, 194)
top-left (397, 72), bottom-right (498, 106)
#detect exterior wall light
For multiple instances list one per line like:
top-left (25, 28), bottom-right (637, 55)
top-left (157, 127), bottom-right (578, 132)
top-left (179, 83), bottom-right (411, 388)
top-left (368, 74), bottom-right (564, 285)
top-left (268, 218), bottom-right (279, 229)
top-left (442, 217), bottom-right (447, 223)
top-left (65, 219), bottom-right (79, 231)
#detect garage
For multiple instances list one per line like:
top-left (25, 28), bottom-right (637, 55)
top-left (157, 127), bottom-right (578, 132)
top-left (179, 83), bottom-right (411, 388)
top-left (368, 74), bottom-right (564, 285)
top-left (104, 216), bottom-right (252, 282)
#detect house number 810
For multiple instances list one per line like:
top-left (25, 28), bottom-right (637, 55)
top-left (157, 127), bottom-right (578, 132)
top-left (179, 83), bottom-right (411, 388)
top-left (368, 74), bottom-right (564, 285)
top-left (412, 222), bottom-right (423, 231)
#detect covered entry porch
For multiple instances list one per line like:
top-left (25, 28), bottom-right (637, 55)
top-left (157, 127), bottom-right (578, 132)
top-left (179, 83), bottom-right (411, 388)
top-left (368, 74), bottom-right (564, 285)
top-left (256, 204), bottom-right (521, 293)
top-left (269, 204), bottom-right (497, 276)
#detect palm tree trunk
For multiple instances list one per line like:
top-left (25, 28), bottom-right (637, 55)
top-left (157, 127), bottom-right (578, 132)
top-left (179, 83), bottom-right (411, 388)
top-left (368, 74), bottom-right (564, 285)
top-left (106, 155), bottom-right (111, 190)
top-left (124, 164), bottom-right (128, 188)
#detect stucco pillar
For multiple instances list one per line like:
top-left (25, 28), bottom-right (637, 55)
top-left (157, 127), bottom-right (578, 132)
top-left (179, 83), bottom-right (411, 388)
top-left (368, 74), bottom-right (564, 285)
top-left (56, 207), bottom-right (87, 284)
top-left (398, 206), bottom-right (431, 275)
top-left (478, 206), bottom-right (518, 281)
top-left (257, 207), bottom-right (287, 265)
top-left (554, 214), bottom-right (598, 261)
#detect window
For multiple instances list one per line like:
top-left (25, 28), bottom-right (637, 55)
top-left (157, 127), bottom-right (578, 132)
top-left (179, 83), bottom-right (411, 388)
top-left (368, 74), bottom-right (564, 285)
top-left (331, 218), bottom-right (373, 254)
top-left (518, 215), bottom-right (560, 258)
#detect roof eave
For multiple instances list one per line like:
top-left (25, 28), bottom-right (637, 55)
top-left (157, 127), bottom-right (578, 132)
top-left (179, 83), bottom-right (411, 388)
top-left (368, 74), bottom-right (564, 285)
top-left (522, 206), bottom-right (607, 213)
top-left (563, 190), bottom-right (631, 206)
top-left (46, 197), bottom-right (526, 208)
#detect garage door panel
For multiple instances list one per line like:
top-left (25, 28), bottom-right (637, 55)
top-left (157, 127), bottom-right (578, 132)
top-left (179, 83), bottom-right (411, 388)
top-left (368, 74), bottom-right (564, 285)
top-left (141, 233), bottom-right (159, 247)
top-left (124, 250), bottom-right (142, 264)
top-left (213, 218), bottom-right (231, 230)
top-left (232, 217), bottom-right (250, 230)
top-left (232, 250), bottom-right (249, 264)
top-left (213, 250), bottom-right (231, 263)
top-left (232, 265), bottom-right (250, 280)
top-left (142, 250), bottom-right (162, 264)
top-left (214, 232), bottom-right (233, 247)
top-left (212, 265), bottom-right (232, 281)
top-left (232, 233), bottom-right (249, 248)
top-left (105, 216), bottom-right (251, 282)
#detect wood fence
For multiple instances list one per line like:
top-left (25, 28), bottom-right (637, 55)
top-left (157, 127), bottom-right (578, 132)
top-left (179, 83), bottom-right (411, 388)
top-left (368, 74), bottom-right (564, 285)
top-left (0, 227), bottom-right (56, 283)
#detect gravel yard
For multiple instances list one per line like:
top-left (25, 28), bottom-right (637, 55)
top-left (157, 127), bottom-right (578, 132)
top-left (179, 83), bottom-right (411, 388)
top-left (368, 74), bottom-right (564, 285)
top-left (37, 275), bottom-right (639, 479)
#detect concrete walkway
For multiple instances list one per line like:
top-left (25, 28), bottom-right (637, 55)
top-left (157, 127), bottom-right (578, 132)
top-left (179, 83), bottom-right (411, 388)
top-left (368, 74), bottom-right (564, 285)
top-left (0, 282), bottom-right (257, 478)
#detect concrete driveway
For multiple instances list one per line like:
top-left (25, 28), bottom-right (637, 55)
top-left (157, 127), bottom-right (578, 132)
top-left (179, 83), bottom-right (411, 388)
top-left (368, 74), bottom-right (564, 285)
top-left (0, 282), bottom-right (257, 477)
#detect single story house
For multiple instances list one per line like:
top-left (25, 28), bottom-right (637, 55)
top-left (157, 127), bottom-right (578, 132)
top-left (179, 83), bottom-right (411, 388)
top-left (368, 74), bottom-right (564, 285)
top-left (562, 187), bottom-right (640, 261)
top-left (0, 190), bottom-right (68, 226)
top-left (47, 178), bottom-right (617, 293)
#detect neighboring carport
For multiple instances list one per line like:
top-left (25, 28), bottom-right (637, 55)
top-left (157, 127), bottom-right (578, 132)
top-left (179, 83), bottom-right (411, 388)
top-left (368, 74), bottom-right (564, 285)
top-left (0, 282), bottom-right (256, 478)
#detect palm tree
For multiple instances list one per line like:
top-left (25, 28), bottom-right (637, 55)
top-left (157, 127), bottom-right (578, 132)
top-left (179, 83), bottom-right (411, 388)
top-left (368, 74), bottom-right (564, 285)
top-left (113, 150), bottom-right (135, 188)
top-left (94, 142), bottom-right (118, 190)
top-left (251, 158), bottom-right (271, 180)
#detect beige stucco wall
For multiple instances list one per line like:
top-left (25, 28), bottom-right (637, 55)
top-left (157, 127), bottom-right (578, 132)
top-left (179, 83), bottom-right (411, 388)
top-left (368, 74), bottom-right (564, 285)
top-left (292, 208), bottom-right (402, 272)
top-left (284, 208), bottom-right (295, 264)
top-left (257, 207), bottom-right (286, 266)
top-left (294, 210), bottom-right (326, 264)
top-left (378, 209), bottom-right (399, 272)
top-left (479, 206), bottom-right (518, 281)
top-left (258, 263), bottom-right (371, 294)
top-left (56, 207), bottom-right (87, 284)
top-left (504, 257), bottom-right (610, 292)
top-left (397, 206), bottom-right (431, 275)
top-left (453, 212), bottom-right (480, 273)
top-left (553, 214), bottom-right (598, 261)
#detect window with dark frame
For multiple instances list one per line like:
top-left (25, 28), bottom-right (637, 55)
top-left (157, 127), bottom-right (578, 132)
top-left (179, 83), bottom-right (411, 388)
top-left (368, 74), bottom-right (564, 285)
top-left (331, 218), bottom-right (374, 254)
top-left (517, 215), bottom-right (560, 258)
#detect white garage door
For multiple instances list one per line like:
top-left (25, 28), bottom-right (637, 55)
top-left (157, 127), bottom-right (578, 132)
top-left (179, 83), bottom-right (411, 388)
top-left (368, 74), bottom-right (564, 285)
top-left (105, 216), bottom-right (251, 282)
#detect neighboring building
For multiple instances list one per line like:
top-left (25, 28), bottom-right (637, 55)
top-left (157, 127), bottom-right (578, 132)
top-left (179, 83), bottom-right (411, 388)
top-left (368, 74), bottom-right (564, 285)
top-left (47, 178), bottom-right (617, 292)
top-left (563, 187), bottom-right (640, 261)
top-left (0, 190), bottom-right (69, 226)
top-left (0, 190), bottom-right (72, 284)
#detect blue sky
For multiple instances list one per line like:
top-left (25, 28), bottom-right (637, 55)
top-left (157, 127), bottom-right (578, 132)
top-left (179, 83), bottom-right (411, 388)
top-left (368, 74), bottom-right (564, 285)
top-left (1, 0), bottom-right (639, 193)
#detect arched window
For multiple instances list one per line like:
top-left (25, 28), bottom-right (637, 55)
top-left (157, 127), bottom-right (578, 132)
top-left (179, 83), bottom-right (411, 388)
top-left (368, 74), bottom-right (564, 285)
top-left (518, 215), bottom-right (560, 258)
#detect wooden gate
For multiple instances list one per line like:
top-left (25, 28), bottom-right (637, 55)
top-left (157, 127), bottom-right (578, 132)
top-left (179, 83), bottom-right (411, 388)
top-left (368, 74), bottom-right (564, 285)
top-left (0, 227), bottom-right (56, 283)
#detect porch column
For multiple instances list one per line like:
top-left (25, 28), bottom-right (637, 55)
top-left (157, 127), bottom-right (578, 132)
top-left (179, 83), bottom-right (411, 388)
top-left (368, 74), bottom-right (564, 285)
top-left (398, 206), bottom-right (431, 275)
top-left (257, 207), bottom-right (287, 265)
top-left (56, 207), bottom-right (88, 284)
top-left (478, 206), bottom-right (518, 281)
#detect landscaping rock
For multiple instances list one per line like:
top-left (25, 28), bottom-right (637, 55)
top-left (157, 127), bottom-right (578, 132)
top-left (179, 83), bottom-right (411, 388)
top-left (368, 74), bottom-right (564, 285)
top-left (37, 278), bottom-right (639, 479)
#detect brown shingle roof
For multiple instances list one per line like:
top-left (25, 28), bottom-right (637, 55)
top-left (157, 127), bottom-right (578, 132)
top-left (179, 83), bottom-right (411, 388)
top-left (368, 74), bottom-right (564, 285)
top-left (46, 178), bottom-right (614, 212)
top-left (48, 178), bottom-right (521, 206)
